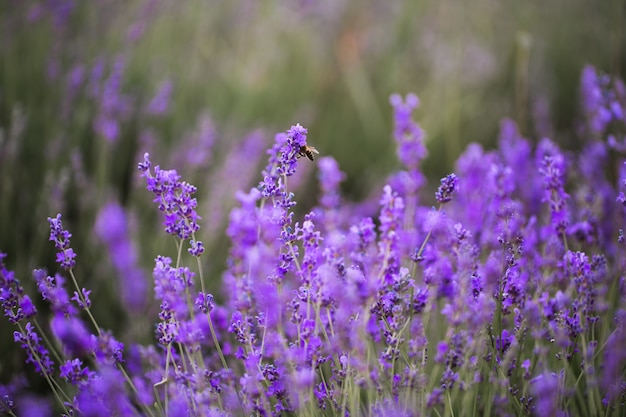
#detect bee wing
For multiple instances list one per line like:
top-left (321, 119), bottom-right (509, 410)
top-left (308, 146), bottom-right (319, 154)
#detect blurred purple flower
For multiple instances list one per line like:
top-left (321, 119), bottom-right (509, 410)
top-left (91, 57), bottom-right (132, 142)
top-left (126, 0), bottom-right (159, 42)
top-left (75, 365), bottom-right (135, 416)
top-left (0, 382), bottom-right (16, 414)
top-left (601, 309), bottom-right (626, 403)
top-left (389, 93), bottom-right (426, 168)
top-left (537, 140), bottom-right (570, 235)
top-left (531, 372), bottom-right (561, 417)
top-left (203, 130), bottom-right (265, 239)
top-left (390, 93), bottom-right (427, 194)
top-left (172, 113), bottom-right (217, 170)
top-left (316, 156), bottom-right (345, 231)
top-left (51, 314), bottom-right (92, 357)
top-left (580, 65), bottom-right (626, 149)
top-left (617, 162), bottom-right (626, 208)
top-left (27, 0), bottom-right (75, 28)
top-left (146, 79), bottom-right (172, 115)
top-left (95, 202), bottom-right (147, 312)
top-left (91, 331), bottom-right (124, 366)
top-left (581, 65), bottom-right (614, 135)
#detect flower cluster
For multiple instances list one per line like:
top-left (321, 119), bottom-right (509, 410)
top-left (138, 152), bottom-right (204, 256)
top-left (1, 66), bottom-right (626, 417)
top-left (48, 214), bottom-right (77, 270)
top-left (389, 93), bottom-right (427, 196)
top-left (435, 173), bottom-right (459, 204)
top-left (580, 65), bottom-right (626, 150)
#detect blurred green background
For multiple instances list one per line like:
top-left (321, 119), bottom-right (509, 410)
top-left (0, 0), bottom-right (624, 387)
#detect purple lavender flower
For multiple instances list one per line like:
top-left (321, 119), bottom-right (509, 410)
top-left (47, 213), bottom-right (77, 270)
top-left (601, 309), bottom-right (626, 403)
top-left (195, 291), bottom-right (214, 314)
top-left (188, 239), bottom-right (205, 257)
top-left (60, 358), bottom-right (95, 387)
top-left (435, 173), bottom-right (459, 204)
top-left (88, 57), bottom-right (105, 97)
top-left (93, 57), bottom-right (132, 143)
top-left (203, 130), bottom-right (265, 239)
top-left (530, 372), bottom-right (561, 416)
top-left (171, 112), bottom-right (217, 170)
top-left (146, 79), bottom-right (173, 115)
top-left (75, 365), bottom-right (135, 416)
top-left (377, 185), bottom-right (404, 284)
top-left (295, 212), bottom-right (323, 285)
top-left (498, 119), bottom-right (542, 215)
top-left (257, 124), bottom-right (311, 283)
top-left (13, 322), bottom-right (54, 376)
top-left (280, 123), bottom-right (308, 176)
top-left (138, 153), bottom-right (203, 247)
top-left (71, 287), bottom-right (92, 309)
top-left (51, 313), bottom-right (92, 358)
top-left (0, 253), bottom-right (37, 324)
top-left (317, 157), bottom-right (344, 210)
top-left (95, 202), bottom-right (147, 311)
top-left (91, 331), bottom-right (125, 366)
top-left (389, 93), bottom-right (427, 195)
top-left (454, 143), bottom-right (499, 236)
top-left (34, 270), bottom-right (76, 316)
top-left (260, 124), bottom-right (308, 197)
top-left (412, 286), bottom-right (429, 314)
top-left (537, 139), bottom-right (570, 235)
top-left (349, 217), bottom-right (377, 273)
top-left (316, 156), bottom-right (346, 231)
top-left (62, 64), bottom-right (85, 119)
top-left (389, 93), bottom-right (426, 169)
top-left (223, 189), bottom-right (262, 313)
top-left (0, 383), bottom-right (16, 414)
top-left (153, 255), bottom-right (195, 321)
top-left (426, 387), bottom-right (443, 408)
top-left (94, 110), bottom-right (120, 144)
top-left (581, 65), bottom-right (614, 136)
top-left (568, 142), bottom-right (615, 250)
top-left (580, 65), bottom-right (626, 149)
top-left (617, 162), bottom-right (626, 207)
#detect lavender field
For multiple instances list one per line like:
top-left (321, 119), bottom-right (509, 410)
top-left (1, 1), bottom-right (625, 416)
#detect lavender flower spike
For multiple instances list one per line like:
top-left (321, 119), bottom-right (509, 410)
top-left (435, 173), bottom-right (459, 204)
top-left (538, 141), bottom-right (570, 235)
top-left (138, 152), bottom-right (203, 246)
top-left (389, 93), bottom-right (426, 169)
top-left (47, 213), bottom-right (77, 270)
top-left (1, 253), bottom-right (37, 324)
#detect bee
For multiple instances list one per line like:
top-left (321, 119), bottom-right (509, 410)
top-left (297, 145), bottom-right (319, 161)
